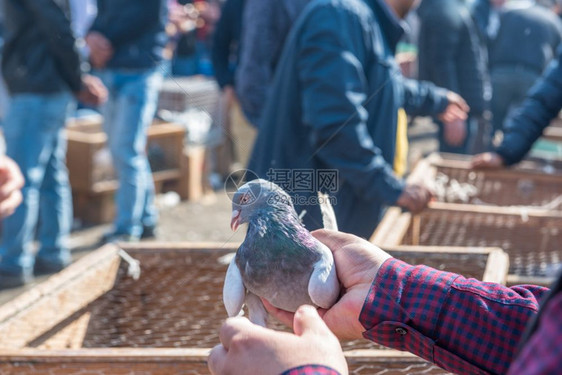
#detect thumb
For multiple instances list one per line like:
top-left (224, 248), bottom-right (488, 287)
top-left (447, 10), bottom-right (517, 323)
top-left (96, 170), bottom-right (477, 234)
top-left (311, 229), bottom-right (360, 253)
top-left (293, 305), bottom-right (331, 337)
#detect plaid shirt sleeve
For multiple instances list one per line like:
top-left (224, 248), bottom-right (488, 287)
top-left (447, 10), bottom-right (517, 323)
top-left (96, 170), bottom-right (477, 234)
top-left (281, 365), bottom-right (341, 375)
top-left (507, 292), bottom-right (562, 374)
top-left (360, 258), bottom-right (548, 375)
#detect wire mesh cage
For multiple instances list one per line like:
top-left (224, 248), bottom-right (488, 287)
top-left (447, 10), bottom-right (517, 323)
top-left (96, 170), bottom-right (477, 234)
top-left (409, 153), bottom-right (562, 208)
top-left (0, 243), bottom-right (506, 374)
top-left (372, 204), bottom-right (562, 286)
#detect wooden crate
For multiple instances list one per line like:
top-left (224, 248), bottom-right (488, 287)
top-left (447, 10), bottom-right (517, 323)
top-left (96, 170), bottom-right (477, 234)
top-left (543, 125), bottom-right (562, 144)
top-left (410, 153), bottom-right (562, 208)
top-left (0, 243), bottom-right (506, 374)
top-left (372, 203), bottom-right (562, 286)
top-left (66, 119), bottom-right (185, 194)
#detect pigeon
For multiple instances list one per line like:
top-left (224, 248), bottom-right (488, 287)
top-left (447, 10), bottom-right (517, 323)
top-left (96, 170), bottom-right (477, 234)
top-left (222, 179), bottom-right (340, 326)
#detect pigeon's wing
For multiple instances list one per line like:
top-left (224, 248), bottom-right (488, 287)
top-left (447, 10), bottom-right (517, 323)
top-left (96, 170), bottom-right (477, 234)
top-left (223, 255), bottom-right (246, 317)
top-left (308, 242), bottom-right (340, 309)
top-left (318, 192), bottom-right (338, 231)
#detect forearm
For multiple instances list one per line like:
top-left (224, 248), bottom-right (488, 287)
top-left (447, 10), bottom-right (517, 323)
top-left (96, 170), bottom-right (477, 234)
top-left (402, 77), bottom-right (449, 117)
top-left (360, 259), bottom-right (546, 374)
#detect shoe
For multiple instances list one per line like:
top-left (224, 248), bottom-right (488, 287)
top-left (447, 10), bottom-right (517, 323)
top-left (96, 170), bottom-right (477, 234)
top-left (141, 225), bottom-right (158, 239)
top-left (34, 258), bottom-right (69, 276)
top-left (100, 231), bottom-right (140, 245)
top-left (0, 270), bottom-right (32, 290)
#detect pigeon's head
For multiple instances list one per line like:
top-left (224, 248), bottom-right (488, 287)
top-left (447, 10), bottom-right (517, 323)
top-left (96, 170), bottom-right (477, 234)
top-left (231, 179), bottom-right (295, 231)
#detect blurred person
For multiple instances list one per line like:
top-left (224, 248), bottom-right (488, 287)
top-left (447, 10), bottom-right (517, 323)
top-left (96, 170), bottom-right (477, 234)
top-left (209, 230), bottom-right (560, 375)
top-left (471, 0), bottom-right (506, 44)
top-left (417, 0), bottom-right (492, 154)
top-left (473, 44), bottom-right (562, 169)
top-left (0, 0), bottom-right (107, 289)
top-left (235, 0), bottom-right (311, 126)
top-left (488, 0), bottom-right (562, 138)
top-left (248, 0), bottom-right (469, 239)
top-left (86, 0), bottom-right (168, 243)
top-left (171, 0), bottom-right (220, 76)
top-left (211, 0), bottom-right (255, 176)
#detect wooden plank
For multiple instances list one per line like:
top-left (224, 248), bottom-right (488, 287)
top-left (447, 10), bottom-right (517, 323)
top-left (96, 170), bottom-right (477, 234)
top-left (506, 274), bottom-right (555, 287)
top-left (428, 201), bottom-right (562, 218)
top-left (0, 347), bottom-right (425, 363)
top-left (370, 207), bottom-right (406, 245)
top-left (0, 245), bottom-right (121, 348)
top-left (482, 249), bottom-right (509, 285)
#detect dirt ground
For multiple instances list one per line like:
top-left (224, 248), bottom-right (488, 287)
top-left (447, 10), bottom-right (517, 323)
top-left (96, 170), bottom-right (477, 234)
top-left (0, 118), bottom-right (438, 305)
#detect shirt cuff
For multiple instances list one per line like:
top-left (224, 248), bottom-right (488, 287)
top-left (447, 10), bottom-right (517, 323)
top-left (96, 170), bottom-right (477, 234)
top-left (281, 364), bottom-right (342, 375)
top-left (359, 258), bottom-right (459, 362)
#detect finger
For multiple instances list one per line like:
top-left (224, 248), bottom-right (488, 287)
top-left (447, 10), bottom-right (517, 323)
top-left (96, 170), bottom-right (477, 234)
top-left (218, 317), bottom-right (254, 351)
top-left (207, 344), bottom-right (227, 375)
top-left (293, 305), bottom-right (330, 337)
top-left (311, 229), bottom-right (359, 252)
top-left (0, 190), bottom-right (22, 218)
top-left (262, 298), bottom-right (294, 328)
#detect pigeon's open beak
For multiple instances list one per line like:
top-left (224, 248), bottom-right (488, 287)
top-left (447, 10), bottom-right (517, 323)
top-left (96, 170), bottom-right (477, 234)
top-left (231, 209), bottom-right (241, 231)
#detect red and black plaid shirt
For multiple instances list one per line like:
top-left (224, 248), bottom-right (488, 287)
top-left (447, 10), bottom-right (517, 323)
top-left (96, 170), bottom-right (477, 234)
top-left (283, 258), bottom-right (560, 375)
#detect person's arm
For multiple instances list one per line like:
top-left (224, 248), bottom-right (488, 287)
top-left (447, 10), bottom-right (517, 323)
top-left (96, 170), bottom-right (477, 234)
top-left (211, 0), bottom-right (237, 89)
top-left (360, 261), bottom-right (545, 374)
top-left (89, 0), bottom-right (162, 48)
top-left (507, 292), bottom-right (562, 374)
top-left (297, 7), bottom-right (405, 205)
top-left (23, 0), bottom-right (83, 92)
top-left (235, 0), bottom-right (278, 125)
top-left (495, 50), bottom-right (562, 165)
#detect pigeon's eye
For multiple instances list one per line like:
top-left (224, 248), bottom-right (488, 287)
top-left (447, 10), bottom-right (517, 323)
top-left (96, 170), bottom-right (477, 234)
top-left (240, 194), bottom-right (251, 204)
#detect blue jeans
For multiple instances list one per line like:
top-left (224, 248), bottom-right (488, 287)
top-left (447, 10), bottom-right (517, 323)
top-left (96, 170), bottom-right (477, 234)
top-left (96, 68), bottom-right (163, 237)
top-left (0, 92), bottom-right (74, 276)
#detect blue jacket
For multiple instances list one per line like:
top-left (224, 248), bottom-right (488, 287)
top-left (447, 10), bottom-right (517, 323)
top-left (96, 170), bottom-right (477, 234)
top-left (248, 0), bottom-right (449, 238)
top-left (417, 0), bottom-right (490, 115)
top-left (89, 0), bottom-right (168, 69)
top-left (235, 0), bottom-right (311, 125)
top-left (489, 3), bottom-right (562, 75)
top-left (496, 48), bottom-right (562, 165)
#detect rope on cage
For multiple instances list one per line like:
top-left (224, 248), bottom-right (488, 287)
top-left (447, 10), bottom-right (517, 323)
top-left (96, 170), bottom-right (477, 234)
top-left (118, 249), bottom-right (141, 280)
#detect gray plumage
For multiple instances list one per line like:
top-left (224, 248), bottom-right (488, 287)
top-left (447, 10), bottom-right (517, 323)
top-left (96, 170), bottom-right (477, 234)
top-left (223, 179), bottom-right (340, 326)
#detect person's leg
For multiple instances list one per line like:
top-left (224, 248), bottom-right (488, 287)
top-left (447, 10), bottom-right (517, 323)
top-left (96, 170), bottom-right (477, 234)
top-left (103, 69), bottom-right (162, 239)
top-left (35, 93), bottom-right (75, 273)
top-left (0, 95), bottom-right (56, 285)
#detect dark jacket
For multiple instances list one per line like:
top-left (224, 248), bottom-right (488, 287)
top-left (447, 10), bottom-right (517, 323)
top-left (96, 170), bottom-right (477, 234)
top-left (89, 0), bottom-right (168, 69)
top-left (235, 0), bottom-right (311, 125)
top-left (489, 3), bottom-right (562, 74)
top-left (417, 0), bottom-right (490, 115)
top-left (249, 0), bottom-right (449, 238)
top-left (2, 0), bottom-right (83, 94)
top-left (211, 0), bottom-right (244, 89)
top-left (496, 48), bottom-right (562, 165)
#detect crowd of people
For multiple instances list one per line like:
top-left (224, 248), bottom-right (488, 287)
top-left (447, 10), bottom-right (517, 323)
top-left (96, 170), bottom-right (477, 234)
top-left (0, 0), bottom-right (561, 374)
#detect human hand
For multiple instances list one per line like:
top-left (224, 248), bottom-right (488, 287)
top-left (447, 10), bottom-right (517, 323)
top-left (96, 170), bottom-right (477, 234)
top-left (77, 74), bottom-right (108, 106)
top-left (438, 91), bottom-right (469, 125)
top-left (223, 86), bottom-right (236, 108)
top-left (208, 305), bottom-right (348, 375)
top-left (85, 32), bottom-right (113, 69)
top-left (443, 118), bottom-right (467, 146)
top-left (396, 183), bottom-right (433, 214)
top-left (0, 156), bottom-right (24, 218)
top-left (471, 152), bottom-right (505, 169)
top-left (264, 230), bottom-right (391, 340)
